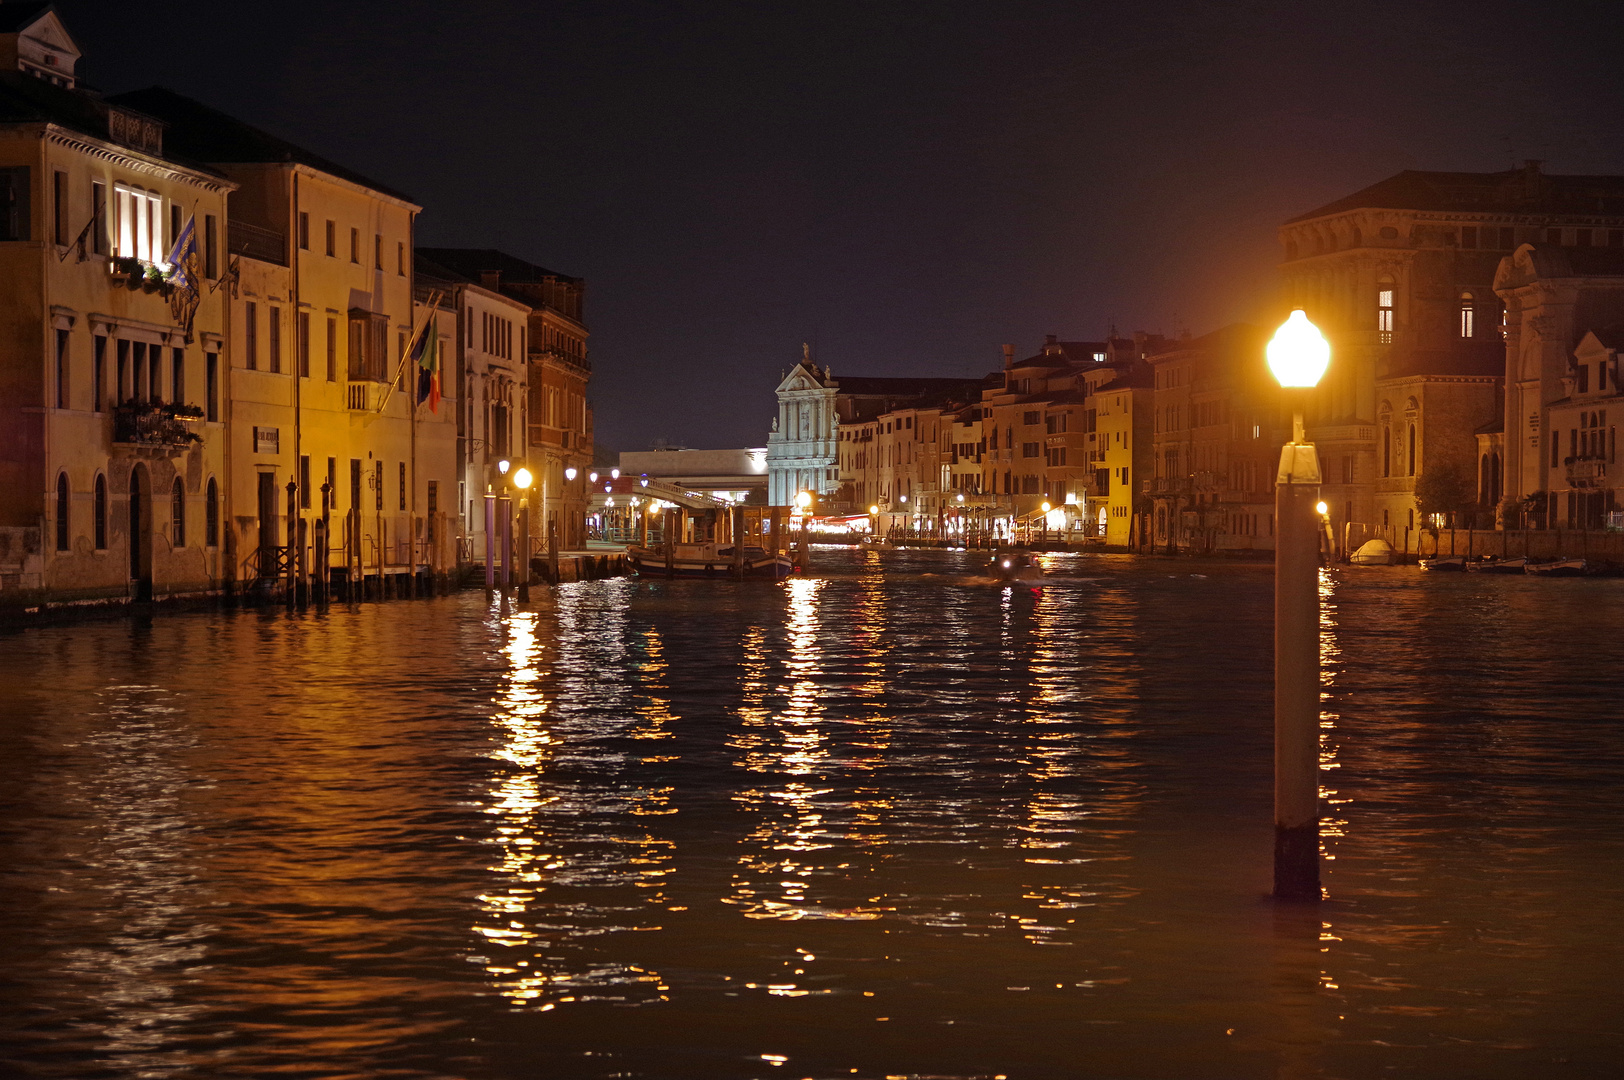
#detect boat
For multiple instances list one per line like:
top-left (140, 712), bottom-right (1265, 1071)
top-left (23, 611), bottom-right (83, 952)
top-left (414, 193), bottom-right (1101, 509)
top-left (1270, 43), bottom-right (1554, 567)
top-left (1467, 556), bottom-right (1528, 574)
top-left (1419, 555), bottom-right (1467, 572)
top-left (986, 550), bottom-right (1041, 581)
top-left (1525, 558), bottom-right (1588, 577)
top-left (1349, 539), bottom-right (1396, 566)
top-left (625, 542), bottom-right (793, 579)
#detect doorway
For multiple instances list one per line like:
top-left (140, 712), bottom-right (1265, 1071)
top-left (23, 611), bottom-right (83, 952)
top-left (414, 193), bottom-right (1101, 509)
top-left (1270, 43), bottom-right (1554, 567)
top-left (257, 471), bottom-right (278, 575)
top-left (129, 463), bottom-right (152, 601)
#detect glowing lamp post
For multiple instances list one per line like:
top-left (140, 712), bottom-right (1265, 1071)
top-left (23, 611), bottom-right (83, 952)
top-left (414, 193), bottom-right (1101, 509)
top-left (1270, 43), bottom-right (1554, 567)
top-left (513, 467), bottom-right (533, 602)
top-left (869, 504), bottom-right (879, 537)
top-left (1267, 309), bottom-right (1328, 903)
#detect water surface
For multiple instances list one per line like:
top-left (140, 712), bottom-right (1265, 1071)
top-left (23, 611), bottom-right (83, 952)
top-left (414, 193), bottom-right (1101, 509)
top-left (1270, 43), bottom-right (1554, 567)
top-left (1, 549), bottom-right (1621, 1078)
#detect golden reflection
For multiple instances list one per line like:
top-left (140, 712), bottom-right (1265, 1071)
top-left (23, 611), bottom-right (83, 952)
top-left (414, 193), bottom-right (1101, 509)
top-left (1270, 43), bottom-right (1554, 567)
top-left (472, 585), bottom-right (676, 1009)
top-left (1317, 567), bottom-right (1347, 871)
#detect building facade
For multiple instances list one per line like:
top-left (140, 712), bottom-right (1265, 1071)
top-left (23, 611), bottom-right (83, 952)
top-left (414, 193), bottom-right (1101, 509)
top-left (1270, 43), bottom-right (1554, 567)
top-left (1493, 243), bottom-right (1624, 527)
top-left (1, 11), bottom-right (234, 603)
top-left (1278, 163), bottom-right (1624, 536)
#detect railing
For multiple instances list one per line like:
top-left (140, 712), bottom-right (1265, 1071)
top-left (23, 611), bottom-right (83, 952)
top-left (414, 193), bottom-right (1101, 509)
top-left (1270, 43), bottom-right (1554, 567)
top-left (113, 402), bottom-right (204, 448)
top-left (347, 381), bottom-right (384, 412)
top-left (229, 220), bottom-right (288, 266)
top-left (1567, 457), bottom-right (1609, 487)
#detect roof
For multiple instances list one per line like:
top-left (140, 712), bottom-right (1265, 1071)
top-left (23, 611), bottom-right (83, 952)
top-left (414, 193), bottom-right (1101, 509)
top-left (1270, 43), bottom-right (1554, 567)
top-left (107, 86), bottom-right (415, 204)
top-left (1145, 322), bottom-right (1264, 361)
top-left (0, 2), bottom-right (51, 32)
top-left (0, 71), bottom-right (226, 179)
top-left (832, 375), bottom-right (985, 398)
top-left (415, 247), bottom-right (581, 286)
top-left (1288, 164), bottom-right (1624, 224)
top-left (1583, 325), bottom-right (1624, 351)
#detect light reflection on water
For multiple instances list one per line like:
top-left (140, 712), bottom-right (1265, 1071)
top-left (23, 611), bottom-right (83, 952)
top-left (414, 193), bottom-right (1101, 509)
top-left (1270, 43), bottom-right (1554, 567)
top-left (0, 551), bottom-right (1622, 1079)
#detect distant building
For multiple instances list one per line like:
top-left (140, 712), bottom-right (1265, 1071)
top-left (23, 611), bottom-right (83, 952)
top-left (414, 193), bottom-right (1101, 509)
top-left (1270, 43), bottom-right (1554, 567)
top-left (1148, 324), bottom-right (1279, 554)
top-left (1493, 243), bottom-right (1624, 527)
top-left (767, 346), bottom-right (982, 511)
top-left (1277, 162), bottom-right (1624, 535)
top-left (415, 248), bottom-right (592, 552)
top-left (619, 446), bottom-right (767, 503)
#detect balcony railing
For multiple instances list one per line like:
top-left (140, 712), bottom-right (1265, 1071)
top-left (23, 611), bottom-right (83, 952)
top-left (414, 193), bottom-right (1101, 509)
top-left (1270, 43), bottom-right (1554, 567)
top-left (113, 402), bottom-right (204, 449)
top-left (229, 220), bottom-right (288, 266)
top-left (347, 381), bottom-right (387, 412)
top-left (1566, 457), bottom-right (1610, 488)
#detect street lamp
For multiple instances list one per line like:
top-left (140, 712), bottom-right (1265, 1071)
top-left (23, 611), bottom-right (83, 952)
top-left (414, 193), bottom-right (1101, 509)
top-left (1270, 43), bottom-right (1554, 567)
top-left (1268, 308), bottom-right (1328, 903)
top-left (565, 467), bottom-right (577, 482)
top-left (795, 491), bottom-right (812, 569)
top-left (513, 466), bottom-right (533, 601)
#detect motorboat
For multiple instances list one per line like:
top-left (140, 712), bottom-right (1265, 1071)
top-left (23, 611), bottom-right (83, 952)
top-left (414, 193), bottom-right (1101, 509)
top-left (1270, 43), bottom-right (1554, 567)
top-left (625, 542), bottom-right (793, 579)
top-left (1467, 556), bottom-right (1528, 574)
top-left (1419, 555), bottom-right (1467, 572)
top-left (986, 550), bottom-right (1041, 581)
top-left (1525, 558), bottom-right (1588, 577)
top-left (1349, 539), bottom-right (1396, 566)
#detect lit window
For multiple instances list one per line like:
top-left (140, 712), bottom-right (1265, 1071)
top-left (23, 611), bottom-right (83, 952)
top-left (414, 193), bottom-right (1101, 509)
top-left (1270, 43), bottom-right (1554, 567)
top-left (113, 185), bottom-right (164, 263)
top-left (1459, 292), bottom-right (1475, 339)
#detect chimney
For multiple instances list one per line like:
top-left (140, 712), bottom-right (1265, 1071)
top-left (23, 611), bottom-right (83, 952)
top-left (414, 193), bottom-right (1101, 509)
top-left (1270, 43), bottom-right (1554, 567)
top-left (1002, 343), bottom-right (1015, 368)
top-left (480, 270), bottom-right (501, 289)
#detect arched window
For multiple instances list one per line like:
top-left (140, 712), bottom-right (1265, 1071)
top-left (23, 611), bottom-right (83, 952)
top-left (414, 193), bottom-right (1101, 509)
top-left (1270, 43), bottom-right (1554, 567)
top-left (1460, 292), bottom-right (1475, 338)
top-left (172, 477), bottom-right (186, 547)
top-left (1377, 277), bottom-right (1395, 340)
top-left (93, 474), bottom-right (107, 550)
top-left (206, 477), bottom-right (219, 548)
top-left (1407, 423), bottom-right (1417, 476)
top-left (55, 473), bottom-right (70, 552)
top-left (1480, 455), bottom-right (1491, 502)
top-left (1350, 226), bottom-right (1362, 247)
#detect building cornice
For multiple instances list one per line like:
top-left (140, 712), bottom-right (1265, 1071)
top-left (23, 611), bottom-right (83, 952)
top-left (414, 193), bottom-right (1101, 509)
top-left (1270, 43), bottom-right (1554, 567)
top-left (45, 125), bottom-right (234, 193)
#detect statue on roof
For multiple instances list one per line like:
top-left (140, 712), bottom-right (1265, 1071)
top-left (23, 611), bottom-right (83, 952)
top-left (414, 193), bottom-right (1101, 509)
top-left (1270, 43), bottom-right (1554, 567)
top-left (802, 342), bottom-right (811, 364)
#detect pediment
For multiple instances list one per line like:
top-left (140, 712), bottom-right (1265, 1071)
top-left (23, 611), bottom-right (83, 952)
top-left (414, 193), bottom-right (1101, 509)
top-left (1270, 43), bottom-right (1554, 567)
top-left (24, 12), bottom-right (80, 57)
top-left (774, 363), bottom-right (828, 394)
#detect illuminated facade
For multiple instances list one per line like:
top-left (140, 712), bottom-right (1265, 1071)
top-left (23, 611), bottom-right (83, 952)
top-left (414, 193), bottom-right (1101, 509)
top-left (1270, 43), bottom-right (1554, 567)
top-left (1493, 243), bottom-right (1624, 527)
top-left (417, 248), bottom-right (592, 552)
top-left (0, 11), bottom-right (233, 603)
top-left (1278, 163), bottom-right (1624, 535)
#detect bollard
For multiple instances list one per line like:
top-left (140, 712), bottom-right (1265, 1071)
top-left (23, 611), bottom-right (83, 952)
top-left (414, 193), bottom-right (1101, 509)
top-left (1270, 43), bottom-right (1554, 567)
top-left (1274, 420), bottom-right (1321, 903)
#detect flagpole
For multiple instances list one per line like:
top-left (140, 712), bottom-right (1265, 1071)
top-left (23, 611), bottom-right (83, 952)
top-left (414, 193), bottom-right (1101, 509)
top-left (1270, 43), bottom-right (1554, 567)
top-left (376, 288), bottom-right (443, 414)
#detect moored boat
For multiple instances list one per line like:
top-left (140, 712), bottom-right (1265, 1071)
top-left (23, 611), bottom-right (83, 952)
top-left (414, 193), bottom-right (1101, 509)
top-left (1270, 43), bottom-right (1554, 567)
top-left (1349, 539), bottom-right (1396, 566)
top-left (625, 543), bottom-right (793, 579)
top-left (1420, 555), bottom-right (1467, 572)
top-left (1467, 556), bottom-right (1528, 574)
top-left (1525, 558), bottom-right (1588, 577)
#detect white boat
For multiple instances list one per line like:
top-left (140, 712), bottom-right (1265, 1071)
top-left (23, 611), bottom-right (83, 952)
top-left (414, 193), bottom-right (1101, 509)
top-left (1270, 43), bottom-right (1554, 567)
top-left (625, 542), bottom-right (793, 579)
top-left (1349, 539), bottom-right (1396, 566)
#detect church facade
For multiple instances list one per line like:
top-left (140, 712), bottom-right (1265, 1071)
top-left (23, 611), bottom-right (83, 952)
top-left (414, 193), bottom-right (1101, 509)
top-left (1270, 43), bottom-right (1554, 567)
top-left (765, 350), bottom-right (839, 507)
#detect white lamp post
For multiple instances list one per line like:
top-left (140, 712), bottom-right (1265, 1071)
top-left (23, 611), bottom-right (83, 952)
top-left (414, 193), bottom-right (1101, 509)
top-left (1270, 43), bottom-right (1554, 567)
top-left (1267, 308), bottom-right (1329, 902)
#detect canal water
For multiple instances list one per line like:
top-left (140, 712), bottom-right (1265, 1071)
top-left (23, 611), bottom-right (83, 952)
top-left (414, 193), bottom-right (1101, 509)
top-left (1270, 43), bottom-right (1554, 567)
top-left (1, 549), bottom-right (1622, 1079)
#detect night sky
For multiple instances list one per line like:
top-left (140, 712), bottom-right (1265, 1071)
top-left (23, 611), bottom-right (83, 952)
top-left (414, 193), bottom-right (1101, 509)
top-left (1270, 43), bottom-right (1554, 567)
top-left (60, 0), bottom-right (1624, 452)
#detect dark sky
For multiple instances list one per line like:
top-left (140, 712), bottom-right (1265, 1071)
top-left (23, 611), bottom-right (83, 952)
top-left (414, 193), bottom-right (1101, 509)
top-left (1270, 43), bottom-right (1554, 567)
top-left (60, 0), bottom-right (1624, 451)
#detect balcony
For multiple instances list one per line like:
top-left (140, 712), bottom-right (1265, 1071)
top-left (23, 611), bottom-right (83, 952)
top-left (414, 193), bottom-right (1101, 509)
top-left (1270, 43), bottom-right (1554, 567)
top-left (1566, 456), bottom-right (1610, 488)
top-left (347, 381), bottom-right (386, 412)
top-left (229, 220), bottom-right (288, 266)
top-left (113, 402), bottom-right (203, 449)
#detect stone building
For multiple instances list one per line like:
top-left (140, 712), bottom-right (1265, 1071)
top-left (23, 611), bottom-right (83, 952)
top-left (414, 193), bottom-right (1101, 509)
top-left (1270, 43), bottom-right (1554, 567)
top-left (416, 248), bottom-right (593, 552)
top-left (1493, 243), bottom-right (1624, 527)
top-left (1148, 324), bottom-right (1279, 553)
top-left (767, 345), bottom-right (981, 511)
top-left (1, 8), bottom-right (233, 603)
top-left (114, 86), bottom-right (458, 593)
top-left (1276, 162), bottom-right (1624, 537)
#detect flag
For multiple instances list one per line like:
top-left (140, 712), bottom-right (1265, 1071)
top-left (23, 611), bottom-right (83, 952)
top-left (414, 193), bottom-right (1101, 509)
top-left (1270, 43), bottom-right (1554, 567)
top-left (164, 213), bottom-right (198, 290)
top-left (413, 316), bottom-right (440, 412)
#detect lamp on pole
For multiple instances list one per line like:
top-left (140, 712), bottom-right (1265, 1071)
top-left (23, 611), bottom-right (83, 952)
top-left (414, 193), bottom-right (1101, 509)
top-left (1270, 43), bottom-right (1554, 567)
top-left (513, 466), bottom-right (533, 602)
top-left (795, 490), bottom-right (812, 569)
top-left (497, 458), bottom-right (512, 594)
top-left (1266, 308), bottom-right (1330, 903)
